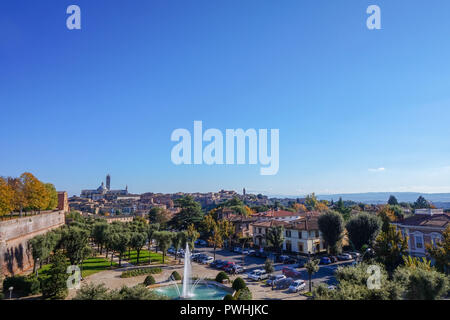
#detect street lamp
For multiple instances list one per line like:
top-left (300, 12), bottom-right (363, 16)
top-left (8, 286), bottom-right (13, 300)
top-left (36, 258), bottom-right (40, 277)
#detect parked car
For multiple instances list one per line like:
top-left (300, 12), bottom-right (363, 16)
top-left (276, 277), bottom-right (294, 290)
top-left (285, 257), bottom-right (297, 264)
top-left (242, 249), bottom-right (249, 255)
top-left (320, 257), bottom-right (332, 265)
top-left (276, 255), bottom-right (290, 263)
top-left (288, 279), bottom-right (306, 293)
top-left (233, 247), bottom-right (242, 253)
top-left (282, 267), bottom-right (302, 278)
top-left (248, 250), bottom-right (256, 256)
top-left (347, 252), bottom-right (360, 259)
top-left (329, 256), bottom-right (339, 263)
top-left (215, 261), bottom-right (229, 269)
top-left (248, 269), bottom-right (269, 281)
top-left (267, 274), bottom-right (286, 286)
top-left (195, 239), bottom-right (207, 246)
top-left (200, 256), bottom-right (214, 264)
top-left (327, 285), bottom-right (337, 290)
top-left (190, 253), bottom-right (201, 260)
top-left (337, 253), bottom-right (353, 261)
top-left (296, 260), bottom-right (306, 268)
top-left (168, 247), bottom-right (176, 254)
top-left (210, 260), bottom-right (224, 268)
top-left (194, 254), bottom-right (208, 262)
top-left (221, 262), bottom-right (236, 270)
top-left (226, 264), bottom-right (245, 274)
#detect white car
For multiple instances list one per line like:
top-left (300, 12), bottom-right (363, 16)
top-left (267, 274), bottom-right (286, 286)
top-left (200, 256), bottom-right (214, 264)
top-left (248, 269), bottom-right (269, 281)
top-left (288, 280), bottom-right (306, 293)
top-left (242, 250), bottom-right (249, 255)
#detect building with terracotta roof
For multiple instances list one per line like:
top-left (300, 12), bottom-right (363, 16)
top-left (393, 209), bottom-right (450, 257)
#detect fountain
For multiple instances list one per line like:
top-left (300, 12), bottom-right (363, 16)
top-left (181, 243), bottom-right (193, 298)
top-left (153, 243), bottom-right (231, 300)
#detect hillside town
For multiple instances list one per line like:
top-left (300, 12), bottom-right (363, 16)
top-left (0, 173), bottom-right (449, 301)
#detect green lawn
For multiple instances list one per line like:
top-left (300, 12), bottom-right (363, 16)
top-left (123, 249), bottom-right (168, 265)
top-left (38, 256), bottom-right (118, 278)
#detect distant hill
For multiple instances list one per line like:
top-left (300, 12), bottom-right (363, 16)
top-left (267, 192), bottom-right (450, 207)
top-left (315, 192), bottom-right (450, 205)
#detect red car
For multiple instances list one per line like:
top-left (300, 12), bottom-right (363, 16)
top-left (220, 262), bottom-right (235, 270)
top-left (282, 267), bottom-right (302, 278)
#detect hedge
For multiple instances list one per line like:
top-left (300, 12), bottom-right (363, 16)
top-left (232, 277), bottom-right (246, 291)
top-left (144, 275), bottom-right (156, 286)
top-left (2, 275), bottom-right (41, 296)
top-left (170, 271), bottom-right (181, 281)
top-left (120, 267), bottom-right (162, 278)
top-left (215, 271), bottom-right (229, 283)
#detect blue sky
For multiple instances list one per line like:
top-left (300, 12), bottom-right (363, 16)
top-left (1, 0), bottom-right (450, 197)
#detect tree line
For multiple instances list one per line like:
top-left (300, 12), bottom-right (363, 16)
top-left (0, 172), bottom-right (58, 216)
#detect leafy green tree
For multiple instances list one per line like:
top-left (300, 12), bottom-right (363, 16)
top-left (153, 231), bottom-right (175, 263)
top-left (29, 235), bottom-right (50, 273)
top-left (393, 263), bottom-right (449, 300)
top-left (314, 262), bottom-right (403, 300)
top-left (110, 232), bottom-right (130, 267)
top-left (73, 283), bottom-right (110, 300)
top-left (264, 258), bottom-right (274, 274)
top-left (147, 223), bottom-right (160, 256)
top-left (130, 232), bottom-right (147, 264)
top-left (388, 195), bottom-right (399, 206)
top-left (305, 259), bottom-right (319, 292)
top-left (426, 226), bottom-right (449, 274)
top-left (148, 207), bottom-right (170, 227)
top-left (170, 196), bottom-right (204, 229)
top-left (61, 226), bottom-right (92, 266)
top-left (374, 225), bottom-right (409, 274)
top-left (335, 197), bottom-right (351, 221)
top-left (413, 196), bottom-right (431, 209)
top-left (265, 226), bottom-right (285, 255)
top-left (92, 222), bottom-right (109, 254)
top-left (41, 252), bottom-right (69, 300)
top-left (318, 211), bottom-right (344, 254)
top-left (184, 223), bottom-right (200, 250)
top-left (346, 213), bottom-right (382, 251)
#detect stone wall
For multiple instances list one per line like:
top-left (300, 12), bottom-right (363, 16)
top-left (0, 211), bottom-right (65, 277)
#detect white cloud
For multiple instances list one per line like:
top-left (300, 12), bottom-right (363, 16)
top-left (368, 167), bottom-right (385, 172)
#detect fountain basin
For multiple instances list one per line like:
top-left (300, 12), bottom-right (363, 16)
top-left (153, 282), bottom-right (232, 300)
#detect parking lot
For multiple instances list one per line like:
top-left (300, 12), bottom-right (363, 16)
top-left (189, 246), bottom-right (355, 299)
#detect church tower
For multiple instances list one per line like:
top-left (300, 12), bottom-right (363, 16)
top-left (106, 174), bottom-right (111, 191)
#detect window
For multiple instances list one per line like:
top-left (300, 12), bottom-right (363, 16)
top-left (315, 231), bottom-right (319, 238)
top-left (258, 228), bottom-right (262, 234)
top-left (298, 242), bottom-right (303, 252)
top-left (415, 235), bottom-right (423, 249)
top-left (286, 230), bottom-right (291, 237)
top-left (298, 232), bottom-right (302, 239)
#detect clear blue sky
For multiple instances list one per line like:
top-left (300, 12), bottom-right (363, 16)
top-left (1, 0), bottom-right (450, 197)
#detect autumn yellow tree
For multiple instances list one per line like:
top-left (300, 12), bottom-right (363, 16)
top-left (0, 177), bottom-right (14, 216)
top-left (7, 177), bottom-right (27, 215)
top-left (377, 205), bottom-right (397, 232)
top-left (44, 183), bottom-right (58, 210)
top-left (20, 172), bottom-right (48, 213)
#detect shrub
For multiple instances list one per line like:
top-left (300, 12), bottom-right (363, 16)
top-left (223, 294), bottom-right (234, 300)
top-left (144, 275), bottom-right (156, 286)
top-left (120, 267), bottom-right (162, 278)
top-left (170, 271), bottom-right (181, 281)
top-left (232, 277), bottom-right (246, 291)
top-left (236, 287), bottom-right (252, 300)
top-left (2, 275), bottom-right (41, 296)
top-left (215, 271), bottom-right (229, 283)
